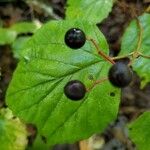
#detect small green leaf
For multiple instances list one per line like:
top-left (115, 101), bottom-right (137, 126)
top-left (7, 20), bottom-right (120, 145)
top-left (10, 22), bottom-right (39, 34)
top-left (0, 22), bottom-right (39, 46)
top-left (0, 28), bottom-right (17, 45)
top-left (12, 36), bottom-right (31, 59)
top-left (128, 111), bottom-right (150, 150)
top-left (0, 108), bottom-right (28, 150)
top-left (66, 0), bottom-right (113, 24)
top-left (120, 13), bottom-right (150, 86)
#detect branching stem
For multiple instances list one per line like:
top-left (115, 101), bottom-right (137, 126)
top-left (86, 37), bottom-right (115, 65)
top-left (139, 53), bottom-right (150, 59)
top-left (86, 21), bottom-right (149, 68)
top-left (112, 51), bottom-right (150, 63)
top-left (112, 52), bottom-right (134, 60)
top-left (86, 78), bottom-right (108, 92)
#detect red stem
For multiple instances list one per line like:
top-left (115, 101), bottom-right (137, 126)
top-left (87, 38), bottom-right (115, 65)
top-left (86, 78), bottom-right (108, 92)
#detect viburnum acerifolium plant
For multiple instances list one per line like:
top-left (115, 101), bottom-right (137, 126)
top-left (63, 27), bottom-right (133, 101)
top-left (5, 0), bottom-right (150, 148)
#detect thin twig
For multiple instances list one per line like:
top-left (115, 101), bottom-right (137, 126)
top-left (86, 78), bottom-right (108, 92)
top-left (87, 37), bottom-right (115, 64)
top-left (112, 52), bottom-right (134, 60)
top-left (145, 5), bottom-right (150, 13)
top-left (139, 53), bottom-right (150, 59)
top-left (135, 17), bottom-right (143, 52)
top-left (128, 18), bottom-right (143, 65)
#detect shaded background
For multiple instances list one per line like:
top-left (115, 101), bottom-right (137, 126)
top-left (0, 0), bottom-right (150, 149)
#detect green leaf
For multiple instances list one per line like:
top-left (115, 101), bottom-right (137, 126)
top-left (6, 20), bottom-right (120, 145)
top-left (10, 22), bottom-right (39, 34)
top-left (12, 36), bottom-right (31, 59)
top-left (66, 0), bottom-right (113, 24)
top-left (27, 135), bottom-right (51, 150)
top-left (120, 13), bottom-right (150, 86)
top-left (0, 22), bottom-right (39, 46)
top-left (0, 108), bottom-right (28, 150)
top-left (128, 111), bottom-right (150, 150)
top-left (0, 28), bottom-right (17, 45)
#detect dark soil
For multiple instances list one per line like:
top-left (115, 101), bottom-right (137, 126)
top-left (0, 0), bottom-right (149, 150)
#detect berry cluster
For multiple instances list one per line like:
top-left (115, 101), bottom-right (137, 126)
top-left (64, 28), bottom-right (133, 101)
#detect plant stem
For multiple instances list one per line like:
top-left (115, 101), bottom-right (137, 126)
top-left (86, 78), bottom-right (108, 92)
top-left (145, 5), bottom-right (150, 13)
top-left (112, 51), bottom-right (150, 67)
top-left (112, 52), bottom-right (134, 60)
top-left (127, 18), bottom-right (143, 65)
top-left (139, 53), bottom-right (150, 59)
top-left (86, 37), bottom-right (115, 64)
top-left (135, 18), bottom-right (143, 52)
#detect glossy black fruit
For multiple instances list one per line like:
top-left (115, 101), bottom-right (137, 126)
top-left (64, 80), bottom-right (86, 100)
top-left (108, 62), bottom-right (133, 88)
top-left (64, 28), bottom-right (86, 49)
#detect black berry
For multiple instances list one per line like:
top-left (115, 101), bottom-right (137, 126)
top-left (64, 80), bottom-right (86, 100)
top-left (108, 62), bottom-right (133, 88)
top-left (64, 28), bottom-right (86, 49)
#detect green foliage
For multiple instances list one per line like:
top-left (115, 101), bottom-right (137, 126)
top-left (27, 135), bottom-right (51, 150)
top-left (0, 108), bottom-right (28, 150)
top-left (12, 36), bottom-right (31, 59)
top-left (120, 14), bottom-right (150, 149)
top-left (6, 20), bottom-right (120, 145)
top-left (10, 22), bottom-right (39, 34)
top-left (128, 111), bottom-right (150, 150)
top-left (66, 0), bottom-right (113, 24)
top-left (0, 28), bottom-right (17, 45)
top-left (121, 13), bottom-right (150, 86)
top-left (0, 22), bottom-right (39, 45)
top-left (4, 0), bottom-right (150, 148)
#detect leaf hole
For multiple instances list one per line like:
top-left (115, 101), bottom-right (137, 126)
top-left (129, 128), bottom-right (133, 131)
top-left (12, 116), bottom-right (17, 119)
top-left (110, 92), bottom-right (115, 97)
top-left (26, 124), bottom-right (37, 146)
top-left (41, 135), bottom-right (47, 143)
top-left (88, 74), bottom-right (94, 80)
